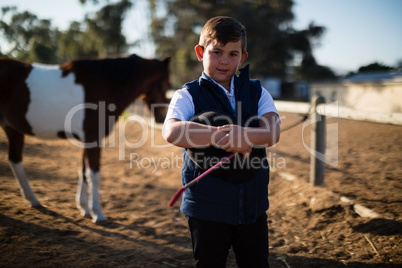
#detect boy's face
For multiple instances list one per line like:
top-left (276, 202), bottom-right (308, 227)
top-left (195, 40), bottom-right (248, 91)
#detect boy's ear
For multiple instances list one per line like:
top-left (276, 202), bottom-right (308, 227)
top-left (195, 45), bottom-right (204, 61)
top-left (240, 52), bottom-right (248, 65)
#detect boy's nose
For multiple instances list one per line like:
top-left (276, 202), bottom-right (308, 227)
top-left (220, 57), bottom-right (229, 64)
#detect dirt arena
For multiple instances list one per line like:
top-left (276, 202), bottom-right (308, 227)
top-left (0, 112), bottom-right (401, 267)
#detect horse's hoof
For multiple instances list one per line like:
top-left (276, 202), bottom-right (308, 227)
top-left (92, 215), bottom-right (108, 224)
top-left (30, 200), bottom-right (42, 208)
top-left (77, 206), bottom-right (90, 217)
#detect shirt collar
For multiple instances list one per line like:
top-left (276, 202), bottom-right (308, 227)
top-left (201, 72), bottom-right (235, 96)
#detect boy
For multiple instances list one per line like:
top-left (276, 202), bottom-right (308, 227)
top-left (163, 16), bottom-right (280, 267)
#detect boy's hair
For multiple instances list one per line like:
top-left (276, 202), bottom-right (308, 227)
top-left (199, 16), bottom-right (247, 53)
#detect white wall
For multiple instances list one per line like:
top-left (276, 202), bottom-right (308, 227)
top-left (310, 80), bottom-right (402, 113)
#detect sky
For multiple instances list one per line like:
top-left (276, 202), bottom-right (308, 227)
top-left (292, 0), bottom-right (402, 73)
top-left (1, 0), bottom-right (401, 74)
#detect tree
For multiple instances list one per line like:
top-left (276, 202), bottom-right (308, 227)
top-left (84, 0), bottom-right (132, 56)
top-left (358, 62), bottom-right (394, 73)
top-left (1, 1), bottom-right (133, 63)
top-left (0, 6), bottom-right (60, 63)
top-left (57, 21), bottom-right (100, 61)
top-left (58, 0), bottom-right (133, 61)
top-left (148, 0), bottom-right (336, 87)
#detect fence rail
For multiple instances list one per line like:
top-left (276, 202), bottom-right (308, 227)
top-left (275, 100), bottom-right (402, 126)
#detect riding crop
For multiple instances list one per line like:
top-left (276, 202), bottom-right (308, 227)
top-left (168, 153), bottom-right (236, 207)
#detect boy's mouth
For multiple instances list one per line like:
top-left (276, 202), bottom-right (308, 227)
top-left (217, 68), bottom-right (229, 74)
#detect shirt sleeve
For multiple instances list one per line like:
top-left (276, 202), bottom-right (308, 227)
top-left (258, 86), bottom-right (281, 123)
top-left (164, 88), bottom-right (195, 122)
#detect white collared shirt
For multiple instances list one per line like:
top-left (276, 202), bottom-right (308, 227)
top-left (165, 74), bottom-right (279, 123)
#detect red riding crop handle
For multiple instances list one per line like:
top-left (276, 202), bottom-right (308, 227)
top-left (168, 153), bottom-right (236, 207)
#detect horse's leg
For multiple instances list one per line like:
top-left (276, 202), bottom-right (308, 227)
top-left (76, 149), bottom-right (90, 217)
top-left (4, 125), bottom-right (41, 207)
top-left (85, 147), bottom-right (107, 223)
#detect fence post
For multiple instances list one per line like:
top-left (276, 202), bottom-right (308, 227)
top-left (310, 95), bottom-right (326, 186)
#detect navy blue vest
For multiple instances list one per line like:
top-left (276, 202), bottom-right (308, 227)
top-left (180, 65), bottom-right (270, 225)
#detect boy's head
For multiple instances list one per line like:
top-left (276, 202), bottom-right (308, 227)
top-left (195, 16), bottom-right (248, 90)
top-left (199, 16), bottom-right (247, 54)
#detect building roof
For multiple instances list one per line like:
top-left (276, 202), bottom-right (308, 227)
top-left (345, 72), bottom-right (402, 83)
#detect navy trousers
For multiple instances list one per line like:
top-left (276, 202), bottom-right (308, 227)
top-left (188, 214), bottom-right (269, 268)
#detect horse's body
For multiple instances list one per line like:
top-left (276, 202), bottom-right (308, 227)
top-left (0, 55), bottom-right (169, 222)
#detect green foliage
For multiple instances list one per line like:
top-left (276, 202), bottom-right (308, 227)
top-left (58, 0), bottom-right (133, 61)
top-left (358, 62), bottom-right (394, 73)
top-left (346, 62), bottom-right (397, 78)
top-left (0, 1), bottom-right (133, 64)
top-left (57, 21), bottom-right (99, 61)
top-left (85, 0), bottom-right (132, 56)
top-left (0, 6), bottom-right (60, 63)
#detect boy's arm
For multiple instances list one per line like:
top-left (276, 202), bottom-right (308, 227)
top-left (217, 112), bottom-right (280, 153)
top-left (162, 118), bottom-right (229, 148)
top-left (248, 111), bottom-right (281, 146)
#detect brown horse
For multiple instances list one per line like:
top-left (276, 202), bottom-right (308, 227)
top-left (0, 54), bottom-right (170, 222)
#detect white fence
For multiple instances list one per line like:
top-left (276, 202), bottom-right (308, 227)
top-left (275, 100), bottom-right (402, 126)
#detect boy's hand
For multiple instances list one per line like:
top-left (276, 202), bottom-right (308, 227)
top-left (216, 125), bottom-right (252, 157)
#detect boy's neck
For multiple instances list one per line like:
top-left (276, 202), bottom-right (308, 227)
top-left (203, 72), bottom-right (234, 93)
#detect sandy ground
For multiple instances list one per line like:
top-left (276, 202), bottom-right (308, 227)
top-left (0, 112), bottom-right (401, 267)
